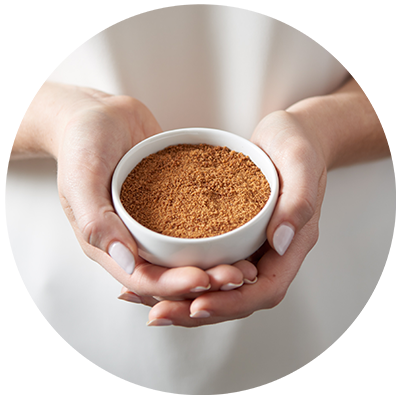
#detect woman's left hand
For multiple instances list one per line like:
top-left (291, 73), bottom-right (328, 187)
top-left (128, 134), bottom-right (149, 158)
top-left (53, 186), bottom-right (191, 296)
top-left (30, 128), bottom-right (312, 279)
top-left (120, 110), bottom-right (328, 326)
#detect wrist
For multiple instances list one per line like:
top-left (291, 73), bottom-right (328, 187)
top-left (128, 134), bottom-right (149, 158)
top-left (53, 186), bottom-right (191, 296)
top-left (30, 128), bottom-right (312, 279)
top-left (13, 84), bottom-right (60, 159)
top-left (13, 82), bottom-right (76, 159)
top-left (5, 82), bottom-right (53, 158)
top-left (14, 82), bottom-right (111, 160)
top-left (286, 97), bottom-right (338, 171)
top-left (5, 82), bottom-right (110, 158)
top-left (286, 78), bottom-right (388, 170)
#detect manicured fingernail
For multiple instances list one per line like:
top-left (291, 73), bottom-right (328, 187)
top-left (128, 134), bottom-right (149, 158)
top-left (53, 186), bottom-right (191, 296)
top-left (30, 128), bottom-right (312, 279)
top-left (244, 276), bottom-right (258, 284)
top-left (190, 310), bottom-right (211, 318)
top-left (108, 242), bottom-right (135, 274)
top-left (146, 318), bottom-right (173, 327)
top-left (118, 291), bottom-right (141, 304)
top-left (273, 223), bottom-right (295, 256)
top-left (220, 281), bottom-right (244, 291)
top-left (190, 283), bottom-right (211, 293)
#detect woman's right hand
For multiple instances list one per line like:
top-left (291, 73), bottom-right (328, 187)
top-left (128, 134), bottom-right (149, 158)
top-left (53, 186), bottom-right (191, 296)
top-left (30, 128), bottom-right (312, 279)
top-left (14, 82), bottom-right (257, 306)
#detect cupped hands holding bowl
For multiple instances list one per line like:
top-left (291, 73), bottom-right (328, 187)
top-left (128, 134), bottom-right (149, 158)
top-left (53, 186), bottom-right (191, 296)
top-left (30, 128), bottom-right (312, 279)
top-left (13, 78), bottom-right (388, 327)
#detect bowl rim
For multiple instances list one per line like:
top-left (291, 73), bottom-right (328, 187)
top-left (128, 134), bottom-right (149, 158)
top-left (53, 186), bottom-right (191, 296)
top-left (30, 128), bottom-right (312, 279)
top-left (111, 127), bottom-right (279, 244)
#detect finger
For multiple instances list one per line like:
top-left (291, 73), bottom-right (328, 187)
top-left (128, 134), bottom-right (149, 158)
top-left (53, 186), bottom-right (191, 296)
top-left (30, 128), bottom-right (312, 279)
top-left (147, 300), bottom-right (190, 327)
top-left (246, 240), bottom-right (271, 265)
top-left (59, 164), bottom-right (139, 277)
top-left (146, 209), bottom-right (320, 328)
top-left (205, 264), bottom-right (244, 291)
top-left (61, 191), bottom-right (138, 276)
top-left (134, 260), bottom-right (248, 301)
top-left (56, 96), bottom-right (163, 286)
top-left (125, 260), bottom-right (211, 298)
top-left (189, 220), bottom-right (318, 320)
top-left (145, 271), bottom-right (272, 327)
top-left (265, 168), bottom-right (324, 256)
top-left (144, 268), bottom-right (249, 326)
top-left (251, 114), bottom-right (325, 256)
top-left (146, 300), bottom-right (237, 327)
top-left (118, 286), bottom-right (158, 307)
top-left (232, 260), bottom-right (258, 284)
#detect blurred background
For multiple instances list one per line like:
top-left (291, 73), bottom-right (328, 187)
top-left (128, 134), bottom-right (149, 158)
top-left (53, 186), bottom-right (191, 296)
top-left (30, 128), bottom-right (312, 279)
top-left (5, 4), bottom-right (396, 395)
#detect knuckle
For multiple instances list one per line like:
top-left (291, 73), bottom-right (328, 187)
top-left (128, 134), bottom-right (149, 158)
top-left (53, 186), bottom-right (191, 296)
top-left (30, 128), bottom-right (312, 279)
top-left (296, 195), bottom-right (316, 223)
top-left (81, 217), bottom-right (100, 247)
top-left (115, 94), bottom-right (136, 108)
top-left (305, 220), bottom-right (320, 249)
top-left (112, 95), bottom-right (141, 113)
top-left (79, 209), bottom-right (115, 250)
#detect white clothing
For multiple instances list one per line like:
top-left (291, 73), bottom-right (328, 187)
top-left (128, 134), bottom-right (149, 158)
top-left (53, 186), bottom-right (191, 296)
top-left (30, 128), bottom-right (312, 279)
top-left (6, 5), bottom-right (395, 395)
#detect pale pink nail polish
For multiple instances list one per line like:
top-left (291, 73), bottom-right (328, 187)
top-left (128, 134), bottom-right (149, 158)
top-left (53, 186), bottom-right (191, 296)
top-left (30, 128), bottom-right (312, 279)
top-left (273, 223), bottom-right (295, 256)
top-left (190, 283), bottom-right (211, 293)
top-left (190, 310), bottom-right (211, 318)
top-left (118, 292), bottom-right (141, 304)
top-left (220, 281), bottom-right (244, 291)
top-left (108, 242), bottom-right (136, 274)
top-left (244, 276), bottom-right (258, 284)
top-left (146, 318), bottom-right (173, 327)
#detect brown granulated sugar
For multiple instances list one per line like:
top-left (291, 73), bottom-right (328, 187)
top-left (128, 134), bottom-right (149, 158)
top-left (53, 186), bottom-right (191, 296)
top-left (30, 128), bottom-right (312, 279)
top-left (120, 144), bottom-right (270, 239)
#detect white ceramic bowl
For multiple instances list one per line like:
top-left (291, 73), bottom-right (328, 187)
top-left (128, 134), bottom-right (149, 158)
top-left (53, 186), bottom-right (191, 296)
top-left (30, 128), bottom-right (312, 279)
top-left (112, 128), bottom-right (279, 269)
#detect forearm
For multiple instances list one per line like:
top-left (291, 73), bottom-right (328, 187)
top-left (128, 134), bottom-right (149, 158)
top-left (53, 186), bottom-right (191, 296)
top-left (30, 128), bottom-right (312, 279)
top-left (287, 4), bottom-right (396, 169)
top-left (287, 77), bottom-right (390, 170)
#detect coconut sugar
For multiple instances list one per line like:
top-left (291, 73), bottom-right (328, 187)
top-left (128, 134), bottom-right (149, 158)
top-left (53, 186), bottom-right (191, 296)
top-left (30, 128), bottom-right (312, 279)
top-left (120, 144), bottom-right (270, 239)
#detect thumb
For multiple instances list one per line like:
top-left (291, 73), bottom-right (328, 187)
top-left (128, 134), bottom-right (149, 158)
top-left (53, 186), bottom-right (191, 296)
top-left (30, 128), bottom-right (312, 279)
top-left (59, 164), bottom-right (138, 276)
top-left (266, 161), bottom-right (321, 256)
top-left (267, 150), bottom-right (326, 256)
top-left (252, 118), bottom-right (325, 256)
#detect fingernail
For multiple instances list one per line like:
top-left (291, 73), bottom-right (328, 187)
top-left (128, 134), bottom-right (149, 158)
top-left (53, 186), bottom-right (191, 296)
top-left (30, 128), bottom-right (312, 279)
top-left (190, 283), bottom-right (211, 293)
top-left (190, 310), bottom-right (211, 318)
top-left (220, 281), bottom-right (244, 291)
top-left (146, 318), bottom-right (173, 327)
top-left (118, 292), bottom-right (141, 304)
top-left (273, 223), bottom-right (295, 256)
top-left (108, 242), bottom-right (135, 274)
top-left (244, 276), bottom-right (258, 284)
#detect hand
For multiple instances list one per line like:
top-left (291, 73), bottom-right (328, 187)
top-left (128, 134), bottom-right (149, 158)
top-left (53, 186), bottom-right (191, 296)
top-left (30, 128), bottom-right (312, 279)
top-left (34, 84), bottom-right (258, 302)
top-left (131, 110), bottom-right (327, 326)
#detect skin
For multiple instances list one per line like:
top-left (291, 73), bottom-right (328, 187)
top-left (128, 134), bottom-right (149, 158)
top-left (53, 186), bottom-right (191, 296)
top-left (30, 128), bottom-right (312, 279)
top-left (12, 77), bottom-right (390, 327)
top-left (6, 84), bottom-right (395, 326)
top-left (145, 78), bottom-right (390, 326)
top-left (13, 82), bottom-right (258, 305)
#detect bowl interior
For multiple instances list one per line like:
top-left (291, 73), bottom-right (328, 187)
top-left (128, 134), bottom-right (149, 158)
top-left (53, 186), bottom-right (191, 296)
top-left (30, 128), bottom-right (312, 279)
top-left (112, 128), bottom-right (278, 242)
